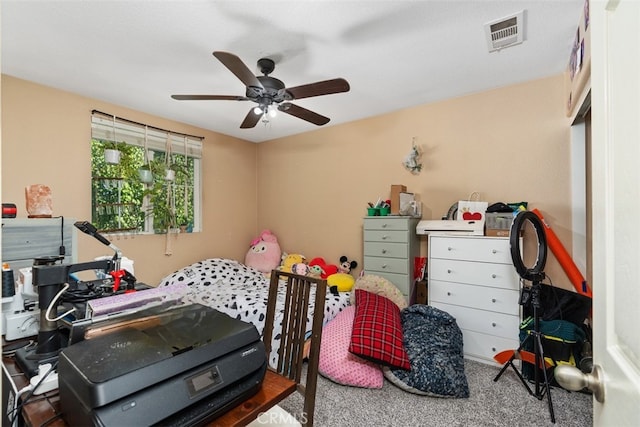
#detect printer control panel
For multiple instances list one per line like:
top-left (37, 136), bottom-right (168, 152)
top-left (185, 365), bottom-right (222, 398)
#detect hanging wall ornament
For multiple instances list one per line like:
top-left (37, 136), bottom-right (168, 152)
top-left (403, 137), bottom-right (422, 174)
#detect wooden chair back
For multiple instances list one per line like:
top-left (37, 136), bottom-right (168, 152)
top-left (263, 270), bottom-right (327, 427)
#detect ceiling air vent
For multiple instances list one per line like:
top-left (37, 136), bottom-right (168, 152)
top-left (484, 10), bottom-right (525, 52)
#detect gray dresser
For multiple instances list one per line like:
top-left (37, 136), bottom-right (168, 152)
top-left (363, 216), bottom-right (420, 302)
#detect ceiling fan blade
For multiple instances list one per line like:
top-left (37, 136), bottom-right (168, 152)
top-left (240, 109), bottom-right (262, 129)
top-left (284, 78), bottom-right (350, 100)
top-left (213, 51), bottom-right (264, 89)
top-left (171, 95), bottom-right (249, 101)
top-left (278, 103), bottom-right (330, 126)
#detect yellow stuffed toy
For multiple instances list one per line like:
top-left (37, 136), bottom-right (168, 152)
top-left (327, 273), bottom-right (355, 293)
top-left (279, 253), bottom-right (306, 273)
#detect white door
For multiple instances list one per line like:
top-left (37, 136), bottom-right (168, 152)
top-left (591, 0), bottom-right (640, 424)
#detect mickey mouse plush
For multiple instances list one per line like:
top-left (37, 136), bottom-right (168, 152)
top-left (338, 256), bottom-right (358, 275)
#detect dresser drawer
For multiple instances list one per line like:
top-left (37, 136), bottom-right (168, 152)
top-left (462, 329), bottom-right (519, 364)
top-left (429, 258), bottom-right (520, 289)
top-left (429, 235), bottom-right (512, 264)
top-left (364, 230), bottom-right (409, 244)
top-left (362, 217), bottom-right (418, 302)
top-left (429, 280), bottom-right (520, 315)
top-left (364, 242), bottom-right (408, 259)
top-left (431, 302), bottom-right (519, 340)
top-left (364, 256), bottom-right (409, 275)
top-left (363, 217), bottom-right (411, 231)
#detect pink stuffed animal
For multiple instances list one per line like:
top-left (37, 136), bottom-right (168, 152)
top-left (245, 230), bottom-right (282, 273)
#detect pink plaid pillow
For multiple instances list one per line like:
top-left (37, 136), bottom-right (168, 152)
top-left (349, 289), bottom-right (410, 370)
top-left (318, 306), bottom-right (383, 388)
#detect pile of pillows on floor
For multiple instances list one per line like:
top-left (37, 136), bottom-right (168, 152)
top-left (318, 275), bottom-right (469, 398)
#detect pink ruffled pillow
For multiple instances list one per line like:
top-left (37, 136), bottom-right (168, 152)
top-left (318, 306), bottom-right (384, 388)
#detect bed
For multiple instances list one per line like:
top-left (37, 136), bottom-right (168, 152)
top-left (158, 258), bottom-right (351, 366)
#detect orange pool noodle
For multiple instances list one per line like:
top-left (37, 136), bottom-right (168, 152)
top-left (532, 209), bottom-right (592, 298)
top-left (531, 209), bottom-right (592, 298)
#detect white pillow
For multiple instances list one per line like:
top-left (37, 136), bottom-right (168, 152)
top-left (349, 274), bottom-right (408, 309)
top-left (318, 306), bottom-right (383, 388)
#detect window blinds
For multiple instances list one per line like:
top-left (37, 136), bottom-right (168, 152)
top-left (91, 111), bottom-right (203, 159)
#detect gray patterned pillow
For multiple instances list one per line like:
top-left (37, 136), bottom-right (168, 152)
top-left (383, 305), bottom-right (469, 398)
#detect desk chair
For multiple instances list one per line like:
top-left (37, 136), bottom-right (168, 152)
top-left (262, 270), bottom-right (327, 427)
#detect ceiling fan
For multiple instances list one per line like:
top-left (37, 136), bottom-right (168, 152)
top-left (171, 51), bottom-right (350, 129)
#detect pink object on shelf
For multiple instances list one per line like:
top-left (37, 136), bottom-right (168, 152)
top-left (25, 184), bottom-right (53, 217)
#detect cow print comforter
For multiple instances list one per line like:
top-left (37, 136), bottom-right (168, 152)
top-left (158, 258), bottom-right (351, 367)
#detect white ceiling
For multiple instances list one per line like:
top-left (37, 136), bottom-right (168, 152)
top-left (1, 1), bottom-right (584, 143)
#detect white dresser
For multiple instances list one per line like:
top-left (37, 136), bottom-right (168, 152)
top-left (428, 234), bottom-right (521, 365)
top-left (363, 217), bottom-right (420, 302)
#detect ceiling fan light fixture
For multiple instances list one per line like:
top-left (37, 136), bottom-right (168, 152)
top-left (172, 51), bottom-right (350, 129)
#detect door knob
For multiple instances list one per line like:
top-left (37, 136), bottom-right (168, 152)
top-left (554, 364), bottom-right (605, 403)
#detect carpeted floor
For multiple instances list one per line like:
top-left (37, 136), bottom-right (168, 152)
top-left (279, 359), bottom-right (592, 426)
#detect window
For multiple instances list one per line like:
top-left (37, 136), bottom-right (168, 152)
top-left (90, 112), bottom-right (202, 234)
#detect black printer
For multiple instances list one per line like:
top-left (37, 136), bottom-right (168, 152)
top-left (58, 303), bottom-right (267, 426)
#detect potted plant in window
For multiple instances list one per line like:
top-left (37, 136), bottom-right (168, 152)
top-left (103, 141), bottom-right (122, 165)
top-left (154, 203), bottom-right (178, 233)
top-left (143, 171), bottom-right (177, 234)
top-left (164, 167), bottom-right (176, 181)
top-left (140, 156), bottom-right (189, 234)
top-left (165, 159), bottom-right (190, 181)
top-left (137, 163), bottom-right (153, 184)
top-left (143, 194), bottom-right (177, 233)
top-left (176, 209), bottom-right (190, 233)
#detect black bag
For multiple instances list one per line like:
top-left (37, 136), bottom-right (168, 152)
top-left (519, 317), bottom-right (587, 385)
top-left (522, 284), bottom-right (591, 326)
top-left (519, 285), bottom-right (592, 385)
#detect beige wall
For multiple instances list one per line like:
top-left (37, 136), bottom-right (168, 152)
top-left (1, 75), bottom-right (258, 285)
top-left (2, 73), bottom-right (578, 291)
top-left (258, 74), bottom-right (576, 291)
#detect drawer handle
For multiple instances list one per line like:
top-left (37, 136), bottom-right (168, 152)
top-left (447, 247), bottom-right (452, 251)
top-left (382, 223), bottom-right (388, 228)
top-left (381, 249), bottom-right (387, 254)
top-left (447, 269), bottom-right (452, 274)
top-left (382, 235), bottom-right (388, 240)
top-left (447, 292), bottom-right (451, 296)
top-left (382, 264), bottom-right (387, 269)
top-left (492, 298), bottom-right (497, 303)
top-left (492, 347), bottom-right (496, 352)
top-left (492, 249), bottom-right (497, 254)
top-left (491, 322), bottom-right (497, 327)
top-left (491, 274), bottom-right (497, 279)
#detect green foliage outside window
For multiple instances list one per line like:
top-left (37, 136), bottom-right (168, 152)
top-left (91, 139), bottom-right (195, 233)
